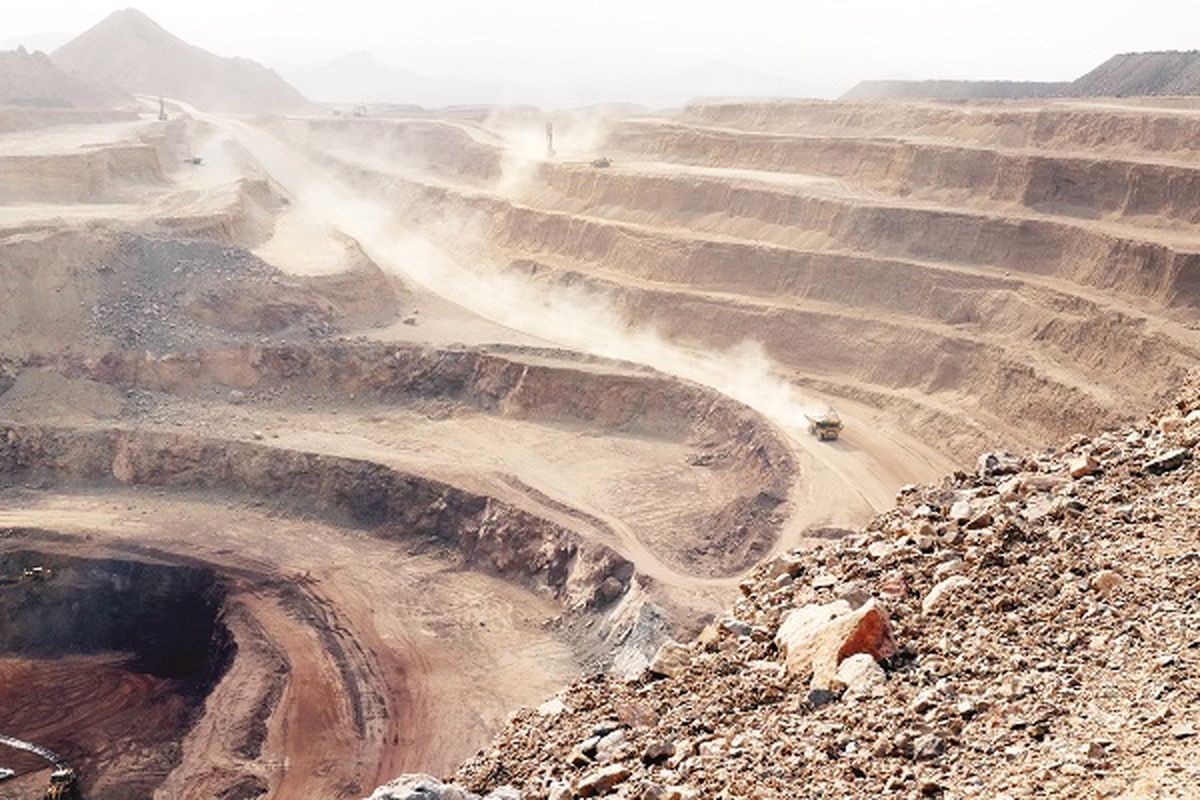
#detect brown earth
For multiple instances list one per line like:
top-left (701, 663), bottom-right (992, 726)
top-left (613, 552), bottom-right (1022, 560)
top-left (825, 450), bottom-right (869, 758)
top-left (450, 377), bottom-right (1200, 800)
top-left (3, 39), bottom-right (1200, 799)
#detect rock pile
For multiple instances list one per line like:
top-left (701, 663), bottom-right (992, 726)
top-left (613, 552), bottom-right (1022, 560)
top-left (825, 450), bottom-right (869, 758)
top-left (89, 234), bottom-right (335, 351)
top-left (402, 378), bottom-right (1200, 798)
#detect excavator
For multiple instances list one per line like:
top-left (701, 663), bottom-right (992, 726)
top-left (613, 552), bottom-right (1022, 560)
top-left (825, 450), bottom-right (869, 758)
top-left (43, 769), bottom-right (80, 800)
top-left (0, 736), bottom-right (80, 799)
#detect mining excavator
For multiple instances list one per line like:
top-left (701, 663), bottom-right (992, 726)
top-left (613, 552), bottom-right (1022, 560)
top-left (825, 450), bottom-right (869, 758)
top-left (43, 769), bottom-right (80, 800)
top-left (0, 736), bottom-right (80, 799)
top-left (805, 408), bottom-right (844, 441)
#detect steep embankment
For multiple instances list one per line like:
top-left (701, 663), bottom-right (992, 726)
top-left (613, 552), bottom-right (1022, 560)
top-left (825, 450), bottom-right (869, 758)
top-left (389, 380), bottom-right (1200, 800)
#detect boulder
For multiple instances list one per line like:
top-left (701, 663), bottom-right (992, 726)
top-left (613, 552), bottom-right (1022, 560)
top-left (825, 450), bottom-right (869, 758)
top-left (965, 509), bottom-right (993, 530)
top-left (576, 764), bottom-right (632, 797)
top-left (775, 599), bottom-right (896, 690)
top-left (834, 652), bottom-right (887, 697)
top-left (367, 775), bottom-right (479, 800)
top-left (922, 576), bottom-right (972, 614)
top-left (595, 728), bottom-right (628, 760)
top-left (537, 696), bottom-right (568, 717)
top-left (1090, 569), bottom-right (1126, 596)
top-left (647, 640), bottom-right (690, 679)
top-left (977, 451), bottom-right (1021, 477)
top-left (642, 739), bottom-right (676, 765)
top-left (1145, 448), bottom-right (1189, 474)
top-left (949, 500), bottom-right (973, 522)
top-left (1068, 454), bottom-right (1099, 479)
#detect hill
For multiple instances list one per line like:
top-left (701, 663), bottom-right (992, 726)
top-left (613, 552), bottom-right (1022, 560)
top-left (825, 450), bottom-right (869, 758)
top-left (843, 50), bottom-right (1200, 101)
top-left (282, 51), bottom-right (494, 107)
top-left (0, 47), bottom-right (129, 109)
top-left (842, 79), bottom-right (1072, 102)
top-left (1073, 50), bottom-right (1200, 97)
top-left (52, 8), bottom-right (309, 114)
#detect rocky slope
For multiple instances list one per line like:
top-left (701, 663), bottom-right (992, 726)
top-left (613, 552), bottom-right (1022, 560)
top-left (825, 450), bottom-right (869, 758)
top-left (1073, 51), bottom-right (1200, 98)
top-left (52, 8), bottom-right (309, 114)
top-left (369, 377), bottom-right (1200, 798)
top-left (0, 47), bottom-right (129, 109)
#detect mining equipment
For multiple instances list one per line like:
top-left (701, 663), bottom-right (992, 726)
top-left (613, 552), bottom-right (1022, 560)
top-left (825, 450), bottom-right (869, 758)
top-left (806, 409), bottom-right (844, 441)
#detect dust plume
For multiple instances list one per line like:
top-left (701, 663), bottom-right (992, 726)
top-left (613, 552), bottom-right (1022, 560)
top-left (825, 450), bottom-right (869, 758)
top-left (204, 112), bottom-right (823, 434)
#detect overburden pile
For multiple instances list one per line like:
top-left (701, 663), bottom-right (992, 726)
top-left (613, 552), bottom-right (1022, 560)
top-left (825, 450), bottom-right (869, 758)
top-left (374, 377), bottom-right (1200, 799)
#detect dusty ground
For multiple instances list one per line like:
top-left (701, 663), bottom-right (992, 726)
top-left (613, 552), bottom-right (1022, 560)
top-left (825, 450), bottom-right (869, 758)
top-left (2, 94), bottom-right (1199, 798)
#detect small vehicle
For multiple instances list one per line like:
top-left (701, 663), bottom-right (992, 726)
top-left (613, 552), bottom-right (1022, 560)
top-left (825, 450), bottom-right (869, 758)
top-left (21, 566), bottom-right (51, 582)
top-left (0, 767), bottom-right (13, 780)
top-left (590, 156), bottom-right (612, 168)
top-left (45, 768), bottom-right (80, 800)
top-left (184, 156), bottom-right (203, 166)
top-left (806, 409), bottom-right (844, 441)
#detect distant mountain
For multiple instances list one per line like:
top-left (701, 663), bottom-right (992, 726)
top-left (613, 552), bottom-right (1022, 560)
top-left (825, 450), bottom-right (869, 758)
top-left (667, 61), bottom-right (835, 102)
top-left (282, 51), bottom-right (495, 107)
top-left (0, 47), bottom-right (130, 109)
top-left (53, 8), bottom-right (310, 114)
top-left (281, 54), bottom-right (832, 109)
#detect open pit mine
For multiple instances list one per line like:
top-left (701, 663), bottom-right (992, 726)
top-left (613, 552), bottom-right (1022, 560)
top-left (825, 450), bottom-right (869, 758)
top-left (0, 7), bottom-right (1197, 800)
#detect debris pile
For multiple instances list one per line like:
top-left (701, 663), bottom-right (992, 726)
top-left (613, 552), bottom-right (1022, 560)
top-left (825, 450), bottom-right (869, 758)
top-left (384, 378), bottom-right (1200, 799)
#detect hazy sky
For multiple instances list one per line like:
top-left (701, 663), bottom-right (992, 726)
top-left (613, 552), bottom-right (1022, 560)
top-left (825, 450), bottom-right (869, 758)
top-left (5, 1), bottom-right (1200, 98)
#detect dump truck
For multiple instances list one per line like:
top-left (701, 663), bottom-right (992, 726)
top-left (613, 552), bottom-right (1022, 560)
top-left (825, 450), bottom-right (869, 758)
top-left (806, 409), bottom-right (843, 441)
top-left (21, 566), bottom-right (51, 582)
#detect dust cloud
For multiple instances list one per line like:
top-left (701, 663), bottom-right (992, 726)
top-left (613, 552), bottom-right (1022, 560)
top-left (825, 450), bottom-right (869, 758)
top-left (206, 113), bottom-right (824, 434)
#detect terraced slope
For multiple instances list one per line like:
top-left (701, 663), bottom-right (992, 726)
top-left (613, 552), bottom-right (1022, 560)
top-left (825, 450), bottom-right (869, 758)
top-left (7, 90), bottom-right (1200, 800)
top-left (264, 99), bottom-right (1200, 472)
top-left (0, 106), bottom-right (800, 798)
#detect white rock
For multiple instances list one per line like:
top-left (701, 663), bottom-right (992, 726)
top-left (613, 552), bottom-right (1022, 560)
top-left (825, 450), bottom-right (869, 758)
top-left (834, 652), bottom-right (886, 696)
top-left (922, 576), bottom-right (972, 614)
top-left (648, 640), bottom-right (690, 679)
top-left (368, 775), bottom-right (479, 800)
top-left (537, 696), bottom-right (568, 717)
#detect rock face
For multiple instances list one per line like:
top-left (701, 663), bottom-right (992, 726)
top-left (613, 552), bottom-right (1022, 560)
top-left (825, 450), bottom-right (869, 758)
top-left (0, 422), bottom-right (633, 610)
top-left (53, 9), bottom-right (310, 113)
top-left (435, 378), bottom-right (1200, 799)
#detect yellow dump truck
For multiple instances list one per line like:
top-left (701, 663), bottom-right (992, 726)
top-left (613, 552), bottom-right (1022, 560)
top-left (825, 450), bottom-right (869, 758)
top-left (806, 409), bottom-right (843, 441)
